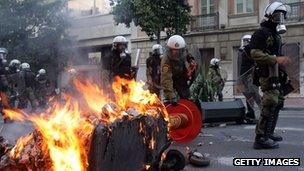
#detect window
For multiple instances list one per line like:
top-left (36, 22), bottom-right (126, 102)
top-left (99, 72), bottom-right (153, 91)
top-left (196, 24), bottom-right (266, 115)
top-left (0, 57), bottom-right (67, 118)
top-left (286, 0), bottom-right (301, 21)
top-left (235, 0), bottom-right (253, 14)
top-left (201, 0), bottom-right (215, 15)
top-left (88, 52), bottom-right (101, 64)
top-left (285, 0), bottom-right (300, 3)
top-left (68, 0), bottom-right (111, 17)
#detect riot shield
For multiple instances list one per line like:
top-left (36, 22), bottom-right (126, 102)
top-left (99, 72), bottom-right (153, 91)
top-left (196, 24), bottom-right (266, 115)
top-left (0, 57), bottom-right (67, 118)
top-left (236, 49), bottom-right (261, 108)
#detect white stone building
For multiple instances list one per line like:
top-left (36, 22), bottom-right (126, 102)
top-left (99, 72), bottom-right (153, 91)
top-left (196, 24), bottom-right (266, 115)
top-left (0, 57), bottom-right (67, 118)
top-left (67, 0), bottom-right (304, 97)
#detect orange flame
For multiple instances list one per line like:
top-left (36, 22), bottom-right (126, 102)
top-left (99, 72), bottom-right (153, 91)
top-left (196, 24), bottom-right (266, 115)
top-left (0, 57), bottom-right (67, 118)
top-left (31, 100), bottom-right (94, 171)
top-left (73, 77), bottom-right (169, 124)
top-left (4, 76), bottom-right (169, 171)
top-left (3, 108), bottom-right (28, 121)
top-left (10, 134), bottom-right (33, 159)
top-left (73, 80), bottom-right (110, 113)
top-left (4, 99), bottom-right (94, 171)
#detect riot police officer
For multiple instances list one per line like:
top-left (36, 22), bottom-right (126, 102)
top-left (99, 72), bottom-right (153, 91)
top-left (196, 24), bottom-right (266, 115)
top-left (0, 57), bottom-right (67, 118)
top-left (146, 44), bottom-right (163, 97)
top-left (161, 35), bottom-right (190, 105)
top-left (238, 35), bottom-right (261, 123)
top-left (35, 69), bottom-right (50, 108)
top-left (0, 48), bottom-right (9, 114)
top-left (208, 58), bottom-right (224, 101)
top-left (19, 63), bottom-right (36, 110)
top-left (101, 36), bottom-right (132, 89)
top-left (250, 2), bottom-right (291, 149)
top-left (8, 59), bottom-right (21, 74)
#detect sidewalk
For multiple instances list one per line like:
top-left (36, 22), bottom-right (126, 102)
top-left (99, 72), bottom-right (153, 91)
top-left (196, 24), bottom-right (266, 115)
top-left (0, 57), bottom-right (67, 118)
top-left (283, 97), bottom-right (304, 110)
top-left (225, 97), bottom-right (304, 110)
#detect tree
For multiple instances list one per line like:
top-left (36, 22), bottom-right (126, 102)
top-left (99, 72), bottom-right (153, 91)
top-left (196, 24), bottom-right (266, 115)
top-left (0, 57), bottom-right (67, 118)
top-left (0, 0), bottom-right (72, 78)
top-left (111, 0), bottom-right (191, 43)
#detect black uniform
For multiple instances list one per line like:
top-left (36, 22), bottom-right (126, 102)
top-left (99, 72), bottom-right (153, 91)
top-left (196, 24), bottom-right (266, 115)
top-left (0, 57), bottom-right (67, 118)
top-left (102, 49), bottom-right (132, 81)
top-left (0, 62), bottom-right (9, 92)
top-left (19, 70), bottom-right (36, 109)
top-left (238, 45), bottom-right (261, 119)
top-left (250, 20), bottom-right (286, 149)
top-left (35, 74), bottom-right (50, 107)
top-left (146, 53), bottom-right (161, 96)
top-left (101, 49), bottom-right (132, 96)
top-left (239, 45), bottom-right (255, 75)
top-left (0, 61), bottom-right (9, 110)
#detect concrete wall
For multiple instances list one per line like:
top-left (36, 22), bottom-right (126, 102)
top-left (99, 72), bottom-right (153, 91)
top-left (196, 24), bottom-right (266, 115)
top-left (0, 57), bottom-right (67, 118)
top-left (68, 14), bottom-right (135, 50)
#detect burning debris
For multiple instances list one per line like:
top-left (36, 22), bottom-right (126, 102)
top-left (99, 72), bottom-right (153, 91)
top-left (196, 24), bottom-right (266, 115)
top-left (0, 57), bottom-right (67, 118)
top-left (0, 131), bottom-right (53, 170)
top-left (88, 113), bottom-right (168, 171)
top-left (0, 78), bottom-right (170, 171)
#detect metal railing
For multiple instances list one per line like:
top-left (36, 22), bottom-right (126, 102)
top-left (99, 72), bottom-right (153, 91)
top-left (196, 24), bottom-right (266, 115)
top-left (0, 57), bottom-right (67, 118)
top-left (286, 2), bottom-right (304, 23)
top-left (190, 12), bottom-right (219, 31)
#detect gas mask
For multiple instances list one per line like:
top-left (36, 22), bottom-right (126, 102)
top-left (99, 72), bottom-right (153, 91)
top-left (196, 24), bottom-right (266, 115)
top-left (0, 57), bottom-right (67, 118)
top-left (241, 38), bottom-right (250, 47)
top-left (154, 48), bottom-right (163, 56)
top-left (170, 48), bottom-right (185, 61)
top-left (2, 59), bottom-right (7, 65)
top-left (271, 11), bottom-right (287, 34)
top-left (120, 52), bottom-right (127, 59)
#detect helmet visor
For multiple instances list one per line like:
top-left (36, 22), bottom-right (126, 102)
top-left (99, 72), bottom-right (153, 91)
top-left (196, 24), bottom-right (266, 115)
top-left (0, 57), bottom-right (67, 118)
top-left (272, 11), bottom-right (285, 23)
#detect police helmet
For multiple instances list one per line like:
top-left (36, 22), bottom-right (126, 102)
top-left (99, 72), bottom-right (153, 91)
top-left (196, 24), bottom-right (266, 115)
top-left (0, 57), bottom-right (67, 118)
top-left (210, 58), bottom-right (220, 66)
top-left (21, 62), bottom-right (30, 70)
top-left (38, 69), bottom-right (46, 74)
top-left (167, 35), bottom-right (186, 50)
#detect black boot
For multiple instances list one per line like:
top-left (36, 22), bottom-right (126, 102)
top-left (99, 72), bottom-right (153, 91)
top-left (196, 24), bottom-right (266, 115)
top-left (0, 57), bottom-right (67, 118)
top-left (246, 101), bottom-right (255, 119)
top-left (269, 106), bottom-right (283, 142)
top-left (254, 115), bottom-right (279, 149)
top-left (270, 106), bottom-right (282, 141)
top-left (245, 101), bottom-right (258, 124)
top-left (254, 135), bottom-right (279, 149)
top-left (269, 133), bottom-right (282, 142)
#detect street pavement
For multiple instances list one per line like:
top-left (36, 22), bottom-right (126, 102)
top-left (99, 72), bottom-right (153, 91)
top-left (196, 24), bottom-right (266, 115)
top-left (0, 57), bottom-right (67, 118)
top-left (0, 109), bottom-right (303, 171)
top-left (172, 109), bottom-right (304, 171)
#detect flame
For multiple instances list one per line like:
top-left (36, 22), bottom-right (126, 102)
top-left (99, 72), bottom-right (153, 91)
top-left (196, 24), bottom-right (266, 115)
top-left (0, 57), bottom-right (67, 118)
top-left (145, 164), bottom-right (151, 170)
top-left (10, 134), bottom-right (33, 159)
top-left (74, 77), bottom-right (169, 124)
top-left (3, 108), bottom-right (27, 121)
top-left (31, 100), bottom-right (94, 171)
top-left (73, 80), bottom-right (110, 113)
top-left (4, 76), bottom-right (169, 171)
top-left (149, 134), bottom-right (156, 150)
top-left (112, 77), bottom-right (161, 113)
top-left (4, 99), bottom-right (94, 171)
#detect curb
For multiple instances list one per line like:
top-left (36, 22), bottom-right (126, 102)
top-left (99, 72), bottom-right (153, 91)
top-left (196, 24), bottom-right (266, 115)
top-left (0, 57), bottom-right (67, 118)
top-left (281, 107), bottom-right (304, 111)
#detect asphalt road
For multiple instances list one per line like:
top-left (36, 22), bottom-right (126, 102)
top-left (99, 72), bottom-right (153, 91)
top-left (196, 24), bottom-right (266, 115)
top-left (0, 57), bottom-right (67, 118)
top-left (172, 109), bottom-right (304, 171)
top-left (1, 109), bottom-right (303, 171)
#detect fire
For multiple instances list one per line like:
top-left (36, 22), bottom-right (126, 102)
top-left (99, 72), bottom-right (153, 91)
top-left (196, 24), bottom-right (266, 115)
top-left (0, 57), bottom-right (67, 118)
top-left (112, 77), bottom-right (162, 113)
top-left (149, 133), bottom-right (156, 150)
top-left (10, 134), bottom-right (33, 159)
top-left (3, 108), bottom-right (27, 121)
top-left (4, 99), bottom-right (94, 171)
top-left (145, 164), bottom-right (151, 170)
top-left (3, 77), bottom-right (169, 170)
top-left (73, 77), bottom-right (169, 123)
top-left (73, 79), bottom-right (110, 113)
top-left (30, 100), bottom-right (94, 171)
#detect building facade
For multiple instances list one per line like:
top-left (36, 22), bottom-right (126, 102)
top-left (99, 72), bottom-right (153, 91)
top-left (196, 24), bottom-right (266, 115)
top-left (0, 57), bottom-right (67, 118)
top-left (67, 0), bottom-right (304, 97)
